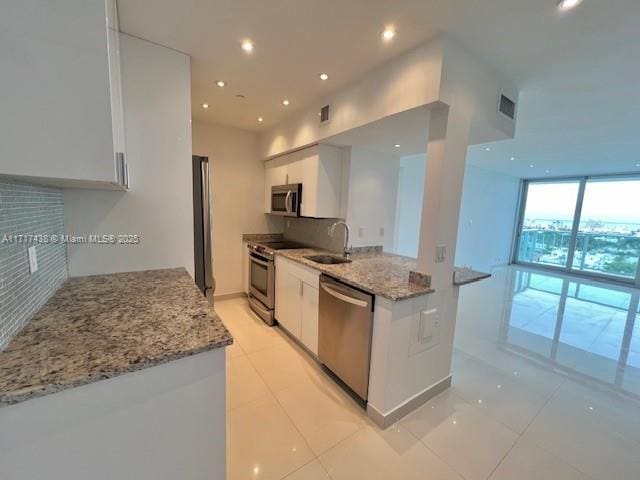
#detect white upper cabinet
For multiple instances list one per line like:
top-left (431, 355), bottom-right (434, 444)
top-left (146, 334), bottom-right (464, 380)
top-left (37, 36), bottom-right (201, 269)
top-left (264, 144), bottom-right (345, 218)
top-left (0, 0), bottom-right (128, 189)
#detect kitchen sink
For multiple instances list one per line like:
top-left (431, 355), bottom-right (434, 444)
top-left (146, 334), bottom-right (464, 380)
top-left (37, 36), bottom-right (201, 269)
top-left (304, 254), bottom-right (352, 265)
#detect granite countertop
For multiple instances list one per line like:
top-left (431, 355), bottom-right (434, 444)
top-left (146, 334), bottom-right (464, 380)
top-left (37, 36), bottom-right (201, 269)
top-left (453, 267), bottom-right (491, 286)
top-left (0, 268), bottom-right (232, 408)
top-left (277, 248), bottom-right (434, 301)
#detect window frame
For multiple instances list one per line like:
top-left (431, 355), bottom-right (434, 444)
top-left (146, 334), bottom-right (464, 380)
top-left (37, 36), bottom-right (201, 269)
top-left (512, 173), bottom-right (640, 287)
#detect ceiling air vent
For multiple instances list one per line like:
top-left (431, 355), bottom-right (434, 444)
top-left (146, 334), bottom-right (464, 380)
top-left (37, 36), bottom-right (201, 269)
top-left (498, 93), bottom-right (516, 120)
top-left (319, 104), bottom-right (330, 124)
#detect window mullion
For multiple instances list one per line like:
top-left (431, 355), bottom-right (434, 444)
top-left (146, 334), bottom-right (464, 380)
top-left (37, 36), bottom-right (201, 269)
top-left (566, 177), bottom-right (587, 271)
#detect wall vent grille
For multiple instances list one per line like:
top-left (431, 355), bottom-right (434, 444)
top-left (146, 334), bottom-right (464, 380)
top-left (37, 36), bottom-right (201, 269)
top-left (499, 94), bottom-right (516, 120)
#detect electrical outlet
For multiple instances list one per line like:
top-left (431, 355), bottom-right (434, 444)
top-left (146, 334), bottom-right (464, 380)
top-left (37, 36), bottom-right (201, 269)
top-left (379, 227), bottom-right (385, 237)
top-left (435, 245), bottom-right (447, 263)
top-left (28, 246), bottom-right (38, 273)
top-left (358, 226), bottom-right (366, 238)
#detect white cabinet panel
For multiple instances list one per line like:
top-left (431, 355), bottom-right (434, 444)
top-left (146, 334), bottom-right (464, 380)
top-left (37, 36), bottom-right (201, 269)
top-left (264, 145), bottom-right (344, 218)
top-left (264, 163), bottom-right (288, 213)
top-left (301, 284), bottom-right (319, 355)
top-left (275, 256), bottom-right (320, 354)
top-left (275, 256), bottom-right (302, 338)
top-left (0, 0), bottom-right (127, 188)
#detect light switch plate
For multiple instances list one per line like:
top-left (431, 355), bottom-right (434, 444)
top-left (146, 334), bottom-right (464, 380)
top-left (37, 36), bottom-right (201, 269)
top-left (28, 246), bottom-right (38, 273)
top-left (379, 227), bottom-right (385, 237)
top-left (358, 226), bottom-right (366, 238)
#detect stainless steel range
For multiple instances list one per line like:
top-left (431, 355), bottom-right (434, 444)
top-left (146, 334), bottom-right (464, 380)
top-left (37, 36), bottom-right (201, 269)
top-left (247, 240), bottom-right (306, 325)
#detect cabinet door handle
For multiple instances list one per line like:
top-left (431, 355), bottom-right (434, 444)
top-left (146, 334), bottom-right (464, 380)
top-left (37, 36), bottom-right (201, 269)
top-left (299, 280), bottom-right (304, 297)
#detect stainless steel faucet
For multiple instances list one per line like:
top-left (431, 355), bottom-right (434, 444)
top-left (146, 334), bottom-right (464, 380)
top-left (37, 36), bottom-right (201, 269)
top-left (329, 221), bottom-right (351, 258)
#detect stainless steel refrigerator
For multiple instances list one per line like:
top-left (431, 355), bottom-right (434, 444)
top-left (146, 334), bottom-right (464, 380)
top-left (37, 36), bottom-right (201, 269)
top-left (192, 155), bottom-right (215, 302)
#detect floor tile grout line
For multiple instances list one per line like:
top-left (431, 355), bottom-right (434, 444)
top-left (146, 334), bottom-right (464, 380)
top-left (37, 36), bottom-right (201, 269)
top-left (220, 299), bottom-right (319, 477)
top-left (485, 377), bottom-right (566, 480)
top-left (234, 299), bottom-right (371, 477)
top-left (235, 304), bottom-right (339, 470)
top-left (398, 388), bottom-right (496, 480)
top-left (510, 380), bottom-right (605, 480)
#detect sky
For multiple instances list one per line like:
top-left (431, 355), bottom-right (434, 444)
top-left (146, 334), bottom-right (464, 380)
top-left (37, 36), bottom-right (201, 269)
top-left (524, 179), bottom-right (640, 223)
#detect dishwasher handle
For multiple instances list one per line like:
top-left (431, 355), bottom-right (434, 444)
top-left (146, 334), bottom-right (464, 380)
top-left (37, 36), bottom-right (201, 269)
top-left (320, 282), bottom-right (369, 308)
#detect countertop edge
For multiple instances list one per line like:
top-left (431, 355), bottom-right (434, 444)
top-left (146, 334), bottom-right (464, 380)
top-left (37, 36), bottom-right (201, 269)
top-left (276, 250), bottom-right (435, 301)
top-left (453, 267), bottom-right (492, 286)
top-left (0, 336), bottom-right (232, 408)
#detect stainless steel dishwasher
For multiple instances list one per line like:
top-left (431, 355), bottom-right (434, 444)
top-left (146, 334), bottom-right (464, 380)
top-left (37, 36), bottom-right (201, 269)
top-left (318, 274), bottom-right (374, 402)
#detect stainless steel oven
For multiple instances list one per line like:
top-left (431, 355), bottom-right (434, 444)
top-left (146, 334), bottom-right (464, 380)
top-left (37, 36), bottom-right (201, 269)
top-left (248, 251), bottom-right (275, 324)
top-left (271, 183), bottom-right (302, 217)
top-left (247, 240), bottom-right (307, 325)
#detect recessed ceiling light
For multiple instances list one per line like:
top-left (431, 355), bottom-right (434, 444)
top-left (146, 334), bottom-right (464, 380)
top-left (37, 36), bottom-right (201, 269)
top-left (529, 164), bottom-right (535, 168)
top-left (319, 73), bottom-right (329, 81)
top-left (636, 163), bottom-right (640, 167)
top-left (484, 146), bottom-right (491, 152)
top-left (545, 169), bottom-right (551, 173)
top-left (510, 156), bottom-right (516, 161)
top-left (394, 144), bottom-right (401, 148)
top-left (557, 0), bottom-right (583, 11)
top-left (282, 99), bottom-right (290, 106)
top-left (241, 39), bottom-right (254, 53)
top-left (382, 26), bottom-right (396, 42)
top-left (216, 80), bottom-right (226, 87)
top-left (258, 117), bottom-right (263, 122)
top-left (201, 103), bottom-right (209, 109)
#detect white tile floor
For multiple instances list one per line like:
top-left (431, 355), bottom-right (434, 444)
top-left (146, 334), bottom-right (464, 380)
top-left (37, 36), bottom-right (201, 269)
top-left (217, 265), bottom-right (640, 480)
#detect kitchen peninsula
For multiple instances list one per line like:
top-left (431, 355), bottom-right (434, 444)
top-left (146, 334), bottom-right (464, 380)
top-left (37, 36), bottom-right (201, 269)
top-left (0, 268), bottom-right (231, 480)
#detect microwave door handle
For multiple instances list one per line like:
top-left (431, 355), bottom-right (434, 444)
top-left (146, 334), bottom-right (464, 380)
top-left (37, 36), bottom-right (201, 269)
top-left (285, 190), bottom-right (292, 214)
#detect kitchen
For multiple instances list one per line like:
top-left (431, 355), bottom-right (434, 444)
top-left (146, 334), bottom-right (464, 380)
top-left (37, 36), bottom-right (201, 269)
top-left (0, 1), bottom-right (585, 480)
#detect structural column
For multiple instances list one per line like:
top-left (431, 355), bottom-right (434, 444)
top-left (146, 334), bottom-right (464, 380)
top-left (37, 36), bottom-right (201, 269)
top-left (411, 104), bottom-right (472, 376)
top-left (415, 105), bottom-right (472, 287)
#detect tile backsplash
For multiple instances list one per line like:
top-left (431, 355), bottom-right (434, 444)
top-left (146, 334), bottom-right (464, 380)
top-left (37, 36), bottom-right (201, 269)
top-left (0, 177), bottom-right (68, 350)
top-left (283, 217), bottom-right (346, 252)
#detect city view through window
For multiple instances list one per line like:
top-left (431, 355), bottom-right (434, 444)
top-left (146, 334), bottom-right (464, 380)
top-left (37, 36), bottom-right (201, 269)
top-left (517, 177), bottom-right (640, 281)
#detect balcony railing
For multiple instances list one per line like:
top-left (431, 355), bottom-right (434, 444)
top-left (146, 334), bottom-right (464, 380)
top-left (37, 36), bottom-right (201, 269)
top-left (518, 229), bottom-right (640, 278)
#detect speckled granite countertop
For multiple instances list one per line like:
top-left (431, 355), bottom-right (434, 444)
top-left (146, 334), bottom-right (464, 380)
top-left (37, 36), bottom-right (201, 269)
top-left (0, 268), bottom-right (232, 408)
top-left (453, 267), bottom-right (491, 286)
top-left (277, 248), bottom-right (434, 301)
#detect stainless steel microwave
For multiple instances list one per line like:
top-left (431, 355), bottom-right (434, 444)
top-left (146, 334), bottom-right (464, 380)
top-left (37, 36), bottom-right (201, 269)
top-left (271, 183), bottom-right (302, 217)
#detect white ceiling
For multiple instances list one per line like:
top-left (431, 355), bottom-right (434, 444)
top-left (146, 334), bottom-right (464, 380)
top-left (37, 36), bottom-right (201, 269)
top-left (119, 0), bottom-right (640, 178)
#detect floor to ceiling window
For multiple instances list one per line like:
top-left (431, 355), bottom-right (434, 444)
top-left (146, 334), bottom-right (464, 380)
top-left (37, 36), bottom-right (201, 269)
top-left (515, 175), bottom-right (640, 284)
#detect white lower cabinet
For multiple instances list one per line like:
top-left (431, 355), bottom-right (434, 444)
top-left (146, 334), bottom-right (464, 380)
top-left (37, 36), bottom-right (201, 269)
top-left (300, 283), bottom-right (319, 354)
top-left (275, 256), bottom-right (320, 355)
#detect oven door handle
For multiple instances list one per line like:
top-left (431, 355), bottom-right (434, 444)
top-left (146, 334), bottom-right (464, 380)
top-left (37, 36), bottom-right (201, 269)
top-left (250, 254), bottom-right (270, 267)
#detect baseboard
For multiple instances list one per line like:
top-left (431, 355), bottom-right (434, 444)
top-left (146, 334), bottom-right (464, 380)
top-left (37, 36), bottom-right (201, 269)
top-left (213, 291), bottom-right (247, 301)
top-left (366, 375), bottom-right (452, 429)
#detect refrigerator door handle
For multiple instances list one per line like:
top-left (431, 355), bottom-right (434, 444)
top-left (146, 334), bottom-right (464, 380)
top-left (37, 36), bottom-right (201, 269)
top-left (201, 161), bottom-right (214, 293)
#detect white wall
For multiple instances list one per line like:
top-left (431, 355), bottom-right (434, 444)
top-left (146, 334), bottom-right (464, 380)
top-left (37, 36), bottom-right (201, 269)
top-left (455, 165), bottom-right (520, 272)
top-left (258, 39), bottom-right (445, 159)
top-left (393, 154), bottom-right (427, 257)
top-left (64, 33), bottom-right (194, 277)
top-left (345, 148), bottom-right (400, 251)
top-left (192, 121), bottom-right (283, 296)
